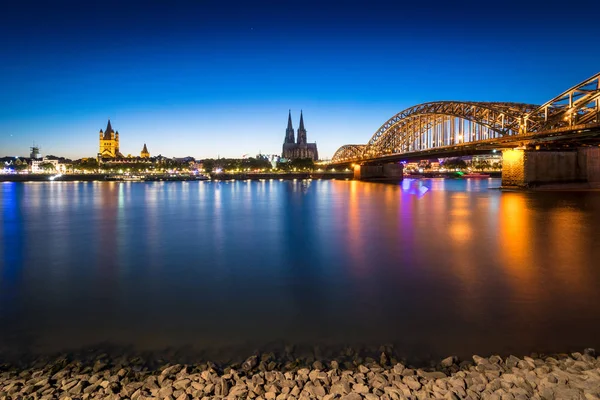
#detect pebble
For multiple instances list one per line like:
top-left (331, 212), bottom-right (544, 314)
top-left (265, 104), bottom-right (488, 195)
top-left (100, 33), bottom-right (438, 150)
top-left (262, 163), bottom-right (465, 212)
top-left (1, 351), bottom-right (599, 399)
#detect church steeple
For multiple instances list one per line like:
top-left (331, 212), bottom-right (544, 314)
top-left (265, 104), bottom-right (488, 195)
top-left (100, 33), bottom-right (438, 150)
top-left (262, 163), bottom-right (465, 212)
top-left (103, 119), bottom-right (114, 140)
top-left (141, 143), bottom-right (150, 158)
top-left (297, 110), bottom-right (307, 144)
top-left (284, 109), bottom-right (295, 144)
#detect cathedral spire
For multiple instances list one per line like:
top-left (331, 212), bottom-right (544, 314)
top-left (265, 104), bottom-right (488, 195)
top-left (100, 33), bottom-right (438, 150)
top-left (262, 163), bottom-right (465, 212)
top-left (287, 110), bottom-right (293, 131)
top-left (299, 110), bottom-right (305, 131)
top-left (284, 109), bottom-right (295, 144)
top-left (297, 110), bottom-right (307, 144)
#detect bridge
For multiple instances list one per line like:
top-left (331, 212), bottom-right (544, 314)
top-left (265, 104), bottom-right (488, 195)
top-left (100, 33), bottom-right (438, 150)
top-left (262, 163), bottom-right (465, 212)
top-left (331, 72), bottom-right (600, 187)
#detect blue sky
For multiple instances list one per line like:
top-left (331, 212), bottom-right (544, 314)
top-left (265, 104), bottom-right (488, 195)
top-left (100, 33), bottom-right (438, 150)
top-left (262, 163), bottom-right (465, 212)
top-left (1, 0), bottom-right (599, 159)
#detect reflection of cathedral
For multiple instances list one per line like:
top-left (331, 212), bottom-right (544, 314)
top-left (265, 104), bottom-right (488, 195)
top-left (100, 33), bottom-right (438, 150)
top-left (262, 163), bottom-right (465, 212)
top-left (282, 110), bottom-right (318, 161)
top-left (97, 119), bottom-right (150, 160)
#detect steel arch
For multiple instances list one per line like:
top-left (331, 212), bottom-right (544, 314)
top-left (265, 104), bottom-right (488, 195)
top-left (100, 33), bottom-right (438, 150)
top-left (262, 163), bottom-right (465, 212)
top-left (330, 145), bottom-right (366, 163)
top-left (522, 72), bottom-right (600, 133)
top-left (330, 72), bottom-right (600, 164)
top-left (366, 101), bottom-right (537, 147)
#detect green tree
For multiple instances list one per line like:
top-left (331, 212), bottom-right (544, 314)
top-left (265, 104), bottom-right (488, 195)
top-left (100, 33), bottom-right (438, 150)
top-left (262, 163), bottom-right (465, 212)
top-left (75, 158), bottom-right (99, 173)
top-left (14, 160), bottom-right (28, 172)
top-left (443, 158), bottom-right (467, 170)
top-left (39, 162), bottom-right (56, 172)
top-left (289, 158), bottom-right (315, 171)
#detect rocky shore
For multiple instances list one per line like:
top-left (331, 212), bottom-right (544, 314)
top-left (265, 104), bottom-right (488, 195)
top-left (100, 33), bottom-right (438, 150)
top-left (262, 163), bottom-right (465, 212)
top-left (1, 348), bottom-right (600, 399)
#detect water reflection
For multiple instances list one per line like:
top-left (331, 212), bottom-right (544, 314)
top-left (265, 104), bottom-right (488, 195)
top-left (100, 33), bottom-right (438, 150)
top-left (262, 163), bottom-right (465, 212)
top-left (1, 180), bottom-right (600, 360)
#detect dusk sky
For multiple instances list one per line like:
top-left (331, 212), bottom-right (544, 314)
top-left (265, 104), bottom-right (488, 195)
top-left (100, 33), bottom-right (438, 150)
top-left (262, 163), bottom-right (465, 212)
top-left (1, 0), bottom-right (599, 160)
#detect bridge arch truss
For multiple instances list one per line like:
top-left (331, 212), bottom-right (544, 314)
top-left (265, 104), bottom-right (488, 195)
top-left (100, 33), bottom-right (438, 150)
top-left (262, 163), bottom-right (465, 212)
top-left (331, 72), bottom-right (600, 164)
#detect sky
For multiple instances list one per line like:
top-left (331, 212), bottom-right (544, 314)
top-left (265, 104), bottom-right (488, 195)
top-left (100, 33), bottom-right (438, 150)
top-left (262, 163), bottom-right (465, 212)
top-left (1, 0), bottom-right (599, 160)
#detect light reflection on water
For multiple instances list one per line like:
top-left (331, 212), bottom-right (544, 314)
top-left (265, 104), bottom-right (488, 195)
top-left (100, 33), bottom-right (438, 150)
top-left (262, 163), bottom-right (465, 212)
top-left (1, 179), bottom-right (600, 361)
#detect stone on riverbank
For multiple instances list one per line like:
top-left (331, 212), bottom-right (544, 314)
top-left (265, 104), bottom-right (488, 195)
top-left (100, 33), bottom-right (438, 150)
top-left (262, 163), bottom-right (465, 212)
top-left (1, 350), bottom-right (600, 399)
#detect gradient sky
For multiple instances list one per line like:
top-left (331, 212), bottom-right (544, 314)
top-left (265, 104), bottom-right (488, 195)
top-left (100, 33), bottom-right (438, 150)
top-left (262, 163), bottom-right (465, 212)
top-left (1, 0), bottom-right (599, 159)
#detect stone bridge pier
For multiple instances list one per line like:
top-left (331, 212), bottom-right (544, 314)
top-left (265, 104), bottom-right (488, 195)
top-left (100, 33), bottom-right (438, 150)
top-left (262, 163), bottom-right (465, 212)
top-left (353, 163), bottom-right (404, 182)
top-left (501, 147), bottom-right (600, 188)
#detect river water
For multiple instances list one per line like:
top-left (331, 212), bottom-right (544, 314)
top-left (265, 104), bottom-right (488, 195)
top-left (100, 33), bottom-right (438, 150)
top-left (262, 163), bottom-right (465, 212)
top-left (1, 179), bottom-right (600, 362)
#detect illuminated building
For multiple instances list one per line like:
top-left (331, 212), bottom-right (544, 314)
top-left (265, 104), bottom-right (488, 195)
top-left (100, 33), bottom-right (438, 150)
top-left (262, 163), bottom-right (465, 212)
top-left (141, 143), bottom-right (150, 158)
top-left (98, 119), bottom-right (122, 159)
top-left (282, 110), bottom-right (319, 161)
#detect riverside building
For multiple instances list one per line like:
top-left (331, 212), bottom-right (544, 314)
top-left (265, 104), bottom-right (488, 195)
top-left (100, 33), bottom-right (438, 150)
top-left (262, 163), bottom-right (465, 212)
top-left (97, 119), bottom-right (151, 162)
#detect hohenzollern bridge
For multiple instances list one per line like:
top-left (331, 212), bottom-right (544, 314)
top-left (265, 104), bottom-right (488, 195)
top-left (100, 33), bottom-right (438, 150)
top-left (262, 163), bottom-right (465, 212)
top-left (330, 72), bottom-right (600, 187)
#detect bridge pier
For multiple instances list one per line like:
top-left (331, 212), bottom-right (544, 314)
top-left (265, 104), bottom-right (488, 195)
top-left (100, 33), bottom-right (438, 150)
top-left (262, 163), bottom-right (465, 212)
top-left (501, 147), bottom-right (600, 188)
top-left (353, 163), bottom-right (403, 182)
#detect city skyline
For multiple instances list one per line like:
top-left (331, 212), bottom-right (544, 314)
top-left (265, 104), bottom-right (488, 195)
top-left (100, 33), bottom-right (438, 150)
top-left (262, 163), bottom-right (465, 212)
top-left (2, 0), bottom-right (600, 159)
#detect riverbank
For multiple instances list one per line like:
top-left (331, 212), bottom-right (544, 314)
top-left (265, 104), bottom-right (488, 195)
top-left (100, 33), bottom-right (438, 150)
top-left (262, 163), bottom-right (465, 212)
top-left (1, 348), bottom-right (598, 399)
top-left (0, 172), bottom-right (354, 182)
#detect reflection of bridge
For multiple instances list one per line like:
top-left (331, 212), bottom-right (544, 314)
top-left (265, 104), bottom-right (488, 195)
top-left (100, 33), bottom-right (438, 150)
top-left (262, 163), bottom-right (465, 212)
top-left (331, 73), bottom-right (600, 186)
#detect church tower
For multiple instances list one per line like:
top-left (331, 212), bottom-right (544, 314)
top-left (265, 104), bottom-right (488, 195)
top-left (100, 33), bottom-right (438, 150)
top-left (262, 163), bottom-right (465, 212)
top-left (297, 110), bottom-right (307, 144)
top-left (98, 119), bottom-right (121, 159)
top-left (284, 110), bottom-right (295, 144)
top-left (141, 143), bottom-right (150, 158)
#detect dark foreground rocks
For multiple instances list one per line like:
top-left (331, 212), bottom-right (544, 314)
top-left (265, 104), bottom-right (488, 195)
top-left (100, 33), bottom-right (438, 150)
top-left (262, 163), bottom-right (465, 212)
top-left (1, 350), bottom-right (600, 399)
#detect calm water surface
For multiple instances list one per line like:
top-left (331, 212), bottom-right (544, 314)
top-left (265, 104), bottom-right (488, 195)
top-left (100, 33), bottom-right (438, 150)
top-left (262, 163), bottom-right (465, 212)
top-left (1, 179), bottom-right (600, 361)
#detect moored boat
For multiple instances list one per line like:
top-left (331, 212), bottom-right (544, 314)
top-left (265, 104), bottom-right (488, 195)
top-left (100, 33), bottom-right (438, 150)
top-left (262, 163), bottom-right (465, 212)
top-left (463, 173), bottom-right (491, 179)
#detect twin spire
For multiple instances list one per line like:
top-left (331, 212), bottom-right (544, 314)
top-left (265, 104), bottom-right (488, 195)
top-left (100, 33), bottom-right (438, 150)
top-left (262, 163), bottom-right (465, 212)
top-left (285, 110), bottom-right (307, 144)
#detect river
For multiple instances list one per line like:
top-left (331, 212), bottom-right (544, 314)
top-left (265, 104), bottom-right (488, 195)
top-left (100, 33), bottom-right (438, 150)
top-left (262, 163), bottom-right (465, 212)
top-left (1, 179), bottom-right (600, 362)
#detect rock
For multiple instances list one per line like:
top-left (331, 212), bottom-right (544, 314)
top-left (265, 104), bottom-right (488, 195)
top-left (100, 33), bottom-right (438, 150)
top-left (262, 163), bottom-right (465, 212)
top-left (392, 363), bottom-right (405, 374)
top-left (217, 377), bottom-right (229, 396)
top-left (403, 376), bottom-right (421, 391)
top-left (441, 357), bottom-right (455, 368)
top-left (473, 355), bottom-right (487, 365)
top-left (108, 382), bottom-right (120, 394)
top-left (340, 394), bottom-right (362, 400)
top-left (506, 356), bottom-right (520, 369)
top-left (158, 385), bottom-right (174, 398)
top-left (309, 384), bottom-right (326, 397)
top-left (418, 371), bottom-right (447, 380)
top-left (173, 378), bottom-right (191, 390)
top-left (352, 383), bottom-right (369, 394)
top-left (584, 348), bottom-right (596, 357)
top-left (161, 365), bottom-right (182, 376)
top-left (243, 356), bottom-right (258, 371)
top-left (204, 383), bottom-right (215, 394)
top-left (380, 353), bottom-right (388, 366)
top-left (312, 361), bottom-right (324, 370)
top-left (358, 365), bottom-right (369, 374)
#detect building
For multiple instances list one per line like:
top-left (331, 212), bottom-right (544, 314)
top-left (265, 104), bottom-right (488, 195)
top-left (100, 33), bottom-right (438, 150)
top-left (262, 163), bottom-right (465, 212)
top-left (141, 143), bottom-right (150, 158)
top-left (282, 110), bottom-right (319, 161)
top-left (31, 157), bottom-right (67, 174)
top-left (98, 119), bottom-right (122, 159)
top-left (97, 119), bottom-right (151, 163)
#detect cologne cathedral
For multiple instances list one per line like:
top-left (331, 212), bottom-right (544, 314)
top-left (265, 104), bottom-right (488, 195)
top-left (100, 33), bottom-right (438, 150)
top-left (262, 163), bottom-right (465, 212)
top-left (282, 111), bottom-right (318, 161)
